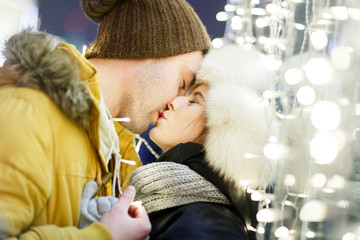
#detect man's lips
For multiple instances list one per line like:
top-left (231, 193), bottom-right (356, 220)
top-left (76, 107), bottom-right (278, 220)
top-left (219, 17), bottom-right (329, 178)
top-left (158, 112), bottom-right (166, 120)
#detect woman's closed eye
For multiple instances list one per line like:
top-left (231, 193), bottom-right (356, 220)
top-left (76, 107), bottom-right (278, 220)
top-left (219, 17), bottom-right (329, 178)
top-left (188, 99), bottom-right (199, 104)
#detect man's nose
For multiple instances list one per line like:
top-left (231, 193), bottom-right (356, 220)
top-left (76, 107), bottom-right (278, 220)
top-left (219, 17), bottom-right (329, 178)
top-left (167, 96), bottom-right (188, 110)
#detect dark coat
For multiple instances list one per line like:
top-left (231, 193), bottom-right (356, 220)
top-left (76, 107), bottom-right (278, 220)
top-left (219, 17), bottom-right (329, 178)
top-left (149, 142), bottom-right (258, 240)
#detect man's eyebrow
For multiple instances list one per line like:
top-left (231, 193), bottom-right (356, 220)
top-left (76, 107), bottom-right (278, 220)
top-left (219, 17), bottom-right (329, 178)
top-left (190, 77), bottom-right (196, 87)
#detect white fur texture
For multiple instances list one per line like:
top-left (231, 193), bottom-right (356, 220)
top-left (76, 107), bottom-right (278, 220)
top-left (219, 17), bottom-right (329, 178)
top-left (197, 45), bottom-right (271, 93)
top-left (197, 45), bottom-right (275, 190)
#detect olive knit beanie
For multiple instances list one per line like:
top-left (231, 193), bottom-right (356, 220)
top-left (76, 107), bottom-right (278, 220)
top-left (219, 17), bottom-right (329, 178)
top-left (81, 0), bottom-right (211, 59)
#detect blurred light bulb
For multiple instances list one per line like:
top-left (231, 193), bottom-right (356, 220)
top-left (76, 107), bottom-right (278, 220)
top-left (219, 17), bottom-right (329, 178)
top-left (258, 36), bottom-right (268, 45)
top-left (331, 47), bottom-right (353, 70)
top-left (294, 23), bottom-right (306, 30)
top-left (349, 8), bottom-right (360, 20)
top-left (297, 86), bottom-right (316, 105)
top-left (261, 56), bottom-right (282, 71)
top-left (311, 173), bottom-right (327, 188)
top-left (322, 12), bottom-right (333, 19)
top-left (264, 143), bottom-right (287, 160)
top-left (337, 200), bottom-right (350, 208)
top-left (285, 67), bottom-right (304, 85)
top-left (305, 58), bottom-right (332, 85)
top-left (269, 136), bottom-right (278, 143)
top-left (356, 104), bottom-right (360, 116)
top-left (342, 233), bottom-right (355, 240)
top-left (306, 231), bottom-right (316, 238)
top-left (323, 188), bottom-right (335, 193)
top-left (310, 131), bottom-right (339, 164)
top-left (231, 16), bottom-right (243, 30)
top-left (212, 38), bottom-right (224, 48)
top-left (236, 8), bottom-right (245, 15)
top-left (256, 17), bottom-right (268, 28)
top-left (224, 4), bottom-right (237, 12)
top-left (251, 8), bottom-right (267, 16)
top-left (280, 8), bottom-right (291, 18)
top-left (311, 101), bottom-right (340, 130)
top-left (82, 45), bottom-right (87, 56)
top-left (275, 226), bottom-right (290, 238)
top-left (310, 31), bottom-right (328, 50)
top-left (240, 180), bottom-right (251, 186)
top-left (331, 6), bottom-right (349, 20)
top-left (298, 193), bottom-right (308, 198)
top-left (216, 11), bottom-right (228, 21)
top-left (251, 191), bottom-right (263, 201)
top-left (284, 174), bottom-right (296, 186)
top-left (340, 98), bottom-right (350, 106)
top-left (300, 200), bottom-right (327, 222)
top-left (257, 226), bottom-right (265, 234)
top-left (281, 1), bottom-right (288, 7)
top-left (327, 175), bottom-right (346, 189)
top-left (263, 90), bottom-right (276, 99)
top-left (245, 36), bottom-right (256, 43)
top-left (257, 209), bottom-right (280, 222)
top-left (266, 4), bottom-right (280, 14)
top-left (236, 36), bottom-right (245, 45)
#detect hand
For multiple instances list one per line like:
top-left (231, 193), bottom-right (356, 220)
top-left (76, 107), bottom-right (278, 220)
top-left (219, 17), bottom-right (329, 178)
top-left (100, 185), bottom-right (151, 240)
top-left (79, 181), bottom-right (118, 228)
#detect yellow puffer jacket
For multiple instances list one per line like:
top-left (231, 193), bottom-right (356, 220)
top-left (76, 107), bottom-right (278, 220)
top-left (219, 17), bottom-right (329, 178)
top-left (0, 31), bottom-right (142, 239)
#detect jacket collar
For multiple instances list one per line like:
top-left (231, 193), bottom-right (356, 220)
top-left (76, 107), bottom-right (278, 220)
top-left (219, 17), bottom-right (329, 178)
top-left (55, 42), bottom-right (102, 160)
top-left (0, 31), bottom-right (109, 172)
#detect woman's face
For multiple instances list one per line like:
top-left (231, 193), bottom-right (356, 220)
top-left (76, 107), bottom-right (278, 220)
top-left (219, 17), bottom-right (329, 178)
top-left (149, 83), bottom-right (209, 152)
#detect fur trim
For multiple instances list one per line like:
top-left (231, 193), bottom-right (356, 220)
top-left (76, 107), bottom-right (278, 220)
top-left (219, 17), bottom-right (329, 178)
top-left (197, 45), bottom-right (275, 190)
top-left (196, 45), bottom-right (271, 93)
top-left (2, 30), bottom-right (94, 130)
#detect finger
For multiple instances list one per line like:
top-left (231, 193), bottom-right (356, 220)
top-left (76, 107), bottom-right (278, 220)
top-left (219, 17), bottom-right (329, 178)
top-left (128, 204), bottom-right (139, 218)
top-left (98, 197), bottom-right (111, 215)
top-left (128, 205), bottom-right (147, 219)
top-left (108, 196), bottom-right (118, 207)
top-left (81, 181), bottom-right (98, 200)
top-left (88, 198), bottom-right (102, 219)
top-left (140, 235), bottom-right (150, 240)
top-left (113, 185), bottom-right (136, 212)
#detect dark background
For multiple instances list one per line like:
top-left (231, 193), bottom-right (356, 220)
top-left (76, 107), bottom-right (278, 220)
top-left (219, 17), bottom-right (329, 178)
top-left (37, 0), bottom-right (227, 50)
top-left (36, 0), bottom-right (228, 163)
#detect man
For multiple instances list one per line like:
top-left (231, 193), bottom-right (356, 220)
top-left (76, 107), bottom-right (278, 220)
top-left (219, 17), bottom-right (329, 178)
top-left (0, 0), bottom-right (211, 239)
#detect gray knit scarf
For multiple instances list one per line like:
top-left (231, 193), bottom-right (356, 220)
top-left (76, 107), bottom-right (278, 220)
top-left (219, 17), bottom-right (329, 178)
top-left (130, 162), bottom-right (230, 214)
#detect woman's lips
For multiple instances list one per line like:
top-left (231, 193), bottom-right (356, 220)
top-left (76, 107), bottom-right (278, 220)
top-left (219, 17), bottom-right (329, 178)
top-left (158, 112), bottom-right (166, 120)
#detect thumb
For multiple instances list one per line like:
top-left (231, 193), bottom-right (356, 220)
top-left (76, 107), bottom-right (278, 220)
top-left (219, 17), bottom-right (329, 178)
top-left (81, 181), bottom-right (98, 201)
top-left (115, 185), bottom-right (136, 212)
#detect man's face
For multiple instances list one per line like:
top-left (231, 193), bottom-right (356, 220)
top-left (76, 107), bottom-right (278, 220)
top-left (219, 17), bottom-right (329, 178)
top-left (120, 51), bottom-right (203, 134)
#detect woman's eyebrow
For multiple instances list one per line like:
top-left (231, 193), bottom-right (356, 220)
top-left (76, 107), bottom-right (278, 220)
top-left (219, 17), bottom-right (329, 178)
top-left (193, 92), bottom-right (205, 102)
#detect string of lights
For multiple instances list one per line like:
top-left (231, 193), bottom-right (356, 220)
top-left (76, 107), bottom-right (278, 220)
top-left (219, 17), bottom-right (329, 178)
top-left (215, 0), bottom-right (360, 239)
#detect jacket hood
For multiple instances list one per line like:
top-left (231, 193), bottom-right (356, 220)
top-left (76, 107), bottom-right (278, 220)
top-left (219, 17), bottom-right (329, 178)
top-left (197, 45), bottom-right (275, 190)
top-left (0, 30), bottom-right (94, 130)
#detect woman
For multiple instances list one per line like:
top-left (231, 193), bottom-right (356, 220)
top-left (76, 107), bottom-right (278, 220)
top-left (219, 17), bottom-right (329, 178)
top-left (129, 45), bottom-right (275, 240)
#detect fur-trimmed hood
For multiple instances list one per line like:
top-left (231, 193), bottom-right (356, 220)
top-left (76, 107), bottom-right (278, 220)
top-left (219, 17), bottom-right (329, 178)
top-left (0, 30), bottom-right (94, 130)
top-left (197, 45), bottom-right (275, 190)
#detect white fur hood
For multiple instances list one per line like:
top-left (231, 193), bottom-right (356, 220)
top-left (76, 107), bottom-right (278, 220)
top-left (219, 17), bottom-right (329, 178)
top-left (197, 45), bottom-right (275, 190)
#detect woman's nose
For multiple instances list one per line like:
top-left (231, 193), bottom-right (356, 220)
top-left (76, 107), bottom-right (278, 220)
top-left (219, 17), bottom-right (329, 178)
top-left (167, 96), bottom-right (188, 110)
